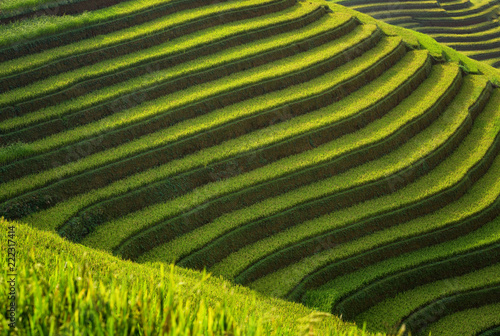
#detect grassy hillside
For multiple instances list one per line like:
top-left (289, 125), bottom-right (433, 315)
top-left (0, 217), bottom-right (377, 335)
top-left (0, 0), bottom-right (499, 334)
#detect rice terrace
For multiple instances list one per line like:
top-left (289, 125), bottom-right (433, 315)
top-left (0, 0), bottom-right (499, 334)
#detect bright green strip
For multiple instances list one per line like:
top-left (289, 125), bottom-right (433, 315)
top-left (0, 12), bottom-right (348, 131)
top-left (431, 25), bottom-right (500, 40)
top-left (138, 63), bottom-right (459, 264)
top-left (351, 1), bottom-right (437, 9)
top-left (213, 81), bottom-right (496, 285)
top-left (357, 264), bottom-right (500, 332)
top-left (448, 36), bottom-right (500, 49)
top-left (0, 2), bottom-right (313, 106)
top-left (304, 215), bottom-right (500, 311)
top-left (0, 0), bottom-right (278, 78)
top-left (425, 303), bottom-right (500, 336)
top-left (0, 0), bottom-right (57, 11)
top-left (462, 48), bottom-right (500, 58)
top-left (0, 0), bottom-right (184, 46)
top-left (1, 26), bottom-right (388, 202)
top-left (423, 4), bottom-right (500, 20)
top-left (77, 49), bottom-right (426, 252)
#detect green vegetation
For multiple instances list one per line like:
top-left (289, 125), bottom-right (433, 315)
top-left (23, 35), bottom-right (403, 234)
top-left (0, 0), bottom-right (206, 46)
top-left (81, 49), bottom-right (428, 252)
top-left (330, 0), bottom-right (500, 81)
top-left (356, 263), bottom-right (500, 332)
top-left (209, 75), bottom-right (494, 284)
top-left (0, 11), bottom-right (348, 129)
top-left (138, 62), bottom-right (460, 264)
top-left (425, 303), bottom-right (500, 336)
top-left (304, 215), bottom-right (500, 311)
top-left (0, 218), bottom-right (376, 335)
top-left (1, 0), bottom-right (499, 334)
top-left (0, 26), bottom-right (390, 201)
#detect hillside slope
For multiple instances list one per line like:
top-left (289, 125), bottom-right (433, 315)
top-left (0, 217), bottom-right (375, 335)
top-left (0, 0), bottom-right (499, 334)
top-left (334, 0), bottom-right (500, 68)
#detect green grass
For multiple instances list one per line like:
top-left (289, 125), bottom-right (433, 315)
top-left (448, 36), bottom-right (500, 49)
top-left (0, 217), bottom-right (378, 336)
top-left (0, 12), bottom-right (349, 131)
top-left (425, 303), bottom-right (500, 336)
top-left (0, 0), bottom-right (56, 11)
top-left (0, 0), bottom-right (274, 75)
top-left (356, 263), bottom-right (500, 332)
top-left (2, 28), bottom-right (391, 204)
top-left (2, 0), bottom-right (500, 334)
top-left (246, 108), bottom-right (499, 298)
top-left (0, 0), bottom-right (223, 47)
top-left (206, 75), bottom-right (492, 285)
top-left (418, 4), bottom-right (499, 20)
top-left (303, 214), bottom-right (500, 314)
top-left (76, 49), bottom-right (427, 253)
top-left (0, 10), bottom-right (367, 166)
top-left (138, 62), bottom-right (459, 264)
top-left (0, 1), bottom-right (313, 103)
top-left (18, 35), bottom-right (401, 236)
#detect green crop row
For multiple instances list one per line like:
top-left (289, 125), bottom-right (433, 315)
top-left (417, 4), bottom-right (500, 22)
top-left (206, 75), bottom-right (492, 284)
top-left (75, 49), bottom-right (427, 253)
top-left (433, 26), bottom-right (500, 42)
top-left (0, 0), bottom-right (185, 47)
top-left (425, 303), bottom-right (500, 336)
top-left (1, 29), bottom-right (392, 203)
top-left (0, 12), bottom-right (348, 132)
top-left (137, 62), bottom-right (459, 265)
top-left (0, 0), bottom-right (57, 11)
top-left (302, 214), bottom-right (500, 315)
top-left (357, 263), bottom-right (500, 332)
top-left (0, 1), bottom-right (310, 108)
top-left (0, 0), bottom-right (282, 78)
top-left (448, 36), bottom-right (500, 51)
top-left (334, 243), bottom-right (500, 321)
top-left (286, 176), bottom-right (499, 304)
top-left (0, 10), bottom-right (348, 134)
top-left (350, 1), bottom-right (439, 11)
top-left (19, 36), bottom-right (404, 238)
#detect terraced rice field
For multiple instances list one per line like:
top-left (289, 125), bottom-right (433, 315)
top-left (0, 0), bottom-right (499, 334)
top-left (336, 0), bottom-right (500, 68)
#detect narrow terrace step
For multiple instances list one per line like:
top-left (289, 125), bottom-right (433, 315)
top-left (401, 284), bottom-right (500, 335)
top-left (425, 303), bottom-right (500, 336)
top-left (301, 215), bottom-right (500, 318)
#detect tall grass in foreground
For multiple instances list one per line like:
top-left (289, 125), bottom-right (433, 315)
top-left (0, 218), bottom-right (380, 336)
